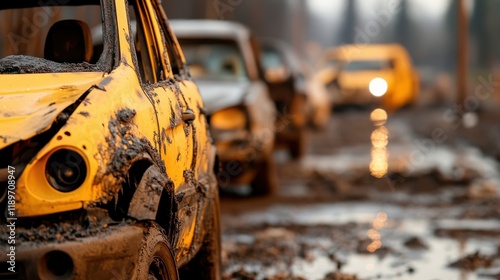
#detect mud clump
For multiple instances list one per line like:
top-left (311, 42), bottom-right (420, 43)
top-left (449, 251), bottom-right (495, 270)
top-left (323, 272), bottom-right (357, 280)
top-left (0, 55), bottom-right (105, 74)
top-left (0, 209), bottom-right (118, 244)
top-left (223, 268), bottom-right (257, 280)
top-left (117, 108), bottom-right (137, 123)
top-left (403, 236), bottom-right (429, 250)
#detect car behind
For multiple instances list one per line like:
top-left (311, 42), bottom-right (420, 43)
top-left (171, 20), bottom-right (277, 196)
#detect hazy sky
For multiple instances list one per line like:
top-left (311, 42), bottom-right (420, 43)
top-left (307, 0), bottom-right (464, 23)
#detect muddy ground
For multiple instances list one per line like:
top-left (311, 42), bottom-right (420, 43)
top-left (219, 106), bottom-right (500, 280)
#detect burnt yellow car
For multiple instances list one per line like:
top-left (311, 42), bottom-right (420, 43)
top-left (317, 44), bottom-right (419, 111)
top-left (0, 0), bottom-right (220, 279)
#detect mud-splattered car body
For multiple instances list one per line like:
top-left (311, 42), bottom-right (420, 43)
top-left (0, 0), bottom-right (220, 279)
top-left (171, 20), bottom-right (277, 195)
top-left (316, 44), bottom-right (419, 111)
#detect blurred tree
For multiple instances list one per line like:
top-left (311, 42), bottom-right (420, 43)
top-left (470, 0), bottom-right (500, 70)
top-left (394, 0), bottom-right (411, 49)
top-left (470, 0), bottom-right (489, 69)
top-left (339, 0), bottom-right (357, 44)
top-left (445, 0), bottom-right (459, 70)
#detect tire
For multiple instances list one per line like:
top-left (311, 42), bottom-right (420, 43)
top-left (136, 222), bottom-right (178, 280)
top-left (251, 152), bottom-right (278, 196)
top-left (179, 192), bottom-right (222, 280)
top-left (289, 128), bottom-right (307, 159)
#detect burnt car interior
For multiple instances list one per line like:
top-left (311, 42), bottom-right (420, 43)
top-left (0, 1), bottom-right (111, 73)
top-left (44, 19), bottom-right (93, 64)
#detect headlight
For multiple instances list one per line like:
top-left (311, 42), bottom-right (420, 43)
top-left (210, 106), bottom-right (247, 130)
top-left (46, 149), bottom-right (87, 192)
top-left (369, 78), bottom-right (388, 97)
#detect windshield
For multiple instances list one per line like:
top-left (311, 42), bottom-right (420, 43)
top-left (178, 38), bottom-right (248, 81)
top-left (0, 2), bottom-right (112, 74)
top-left (262, 47), bottom-right (286, 70)
top-left (343, 60), bottom-right (394, 72)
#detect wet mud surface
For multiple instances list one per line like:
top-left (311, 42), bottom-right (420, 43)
top-left (220, 107), bottom-right (500, 280)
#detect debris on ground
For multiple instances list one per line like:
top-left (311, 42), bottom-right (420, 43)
top-left (403, 236), bottom-right (429, 250)
top-left (448, 251), bottom-right (495, 270)
top-left (323, 271), bottom-right (357, 280)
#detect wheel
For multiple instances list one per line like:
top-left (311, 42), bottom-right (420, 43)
top-left (136, 223), bottom-right (178, 280)
top-left (289, 128), bottom-right (307, 159)
top-left (251, 152), bottom-right (278, 196)
top-left (179, 192), bottom-right (222, 280)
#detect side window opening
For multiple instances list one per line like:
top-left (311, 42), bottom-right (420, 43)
top-left (149, 4), bottom-right (184, 79)
top-left (0, 3), bottom-right (111, 74)
top-left (127, 0), bottom-right (185, 84)
top-left (128, 2), bottom-right (162, 84)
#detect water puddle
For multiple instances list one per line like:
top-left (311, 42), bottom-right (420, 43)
top-left (222, 203), bottom-right (500, 279)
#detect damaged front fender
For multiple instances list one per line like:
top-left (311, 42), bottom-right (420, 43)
top-left (128, 165), bottom-right (174, 221)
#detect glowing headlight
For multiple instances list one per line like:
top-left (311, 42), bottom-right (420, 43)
top-left (369, 78), bottom-right (388, 97)
top-left (46, 149), bottom-right (87, 192)
top-left (210, 107), bottom-right (247, 130)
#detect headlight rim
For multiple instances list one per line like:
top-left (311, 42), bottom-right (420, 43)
top-left (45, 148), bottom-right (88, 193)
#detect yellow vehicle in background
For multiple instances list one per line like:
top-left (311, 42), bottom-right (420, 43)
top-left (317, 44), bottom-right (419, 111)
top-left (0, 0), bottom-right (220, 279)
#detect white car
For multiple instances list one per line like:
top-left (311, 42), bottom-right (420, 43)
top-left (171, 20), bottom-right (277, 195)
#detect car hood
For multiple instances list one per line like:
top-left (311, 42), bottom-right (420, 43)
top-left (339, 71), bottom-right (393, 90)
top-left (195, 79), bottom-right (251, 114)
top-left (0, 72), bottom-right (105, 150)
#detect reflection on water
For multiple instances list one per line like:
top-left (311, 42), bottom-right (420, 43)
top-left (367, 212), bottom-right (387, 253)
top-left (370, 108), bottom-right (389, 178)
top-left (370, 108), bottom-right (388, 126)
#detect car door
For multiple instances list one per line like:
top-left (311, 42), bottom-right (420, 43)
top-left (132, 0), bottom-right (209, 264)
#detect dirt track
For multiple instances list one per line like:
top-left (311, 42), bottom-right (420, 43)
top-left (220, 106), bottom-right (500, 280)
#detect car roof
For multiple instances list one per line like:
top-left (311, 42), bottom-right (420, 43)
top-left (170, 19), bottom-right (251, 41)
top-left (325, 44), bottom-right (409, 61)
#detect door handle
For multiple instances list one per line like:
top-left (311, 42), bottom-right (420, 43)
top-left (182, 109), bottom-right (196, 124)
